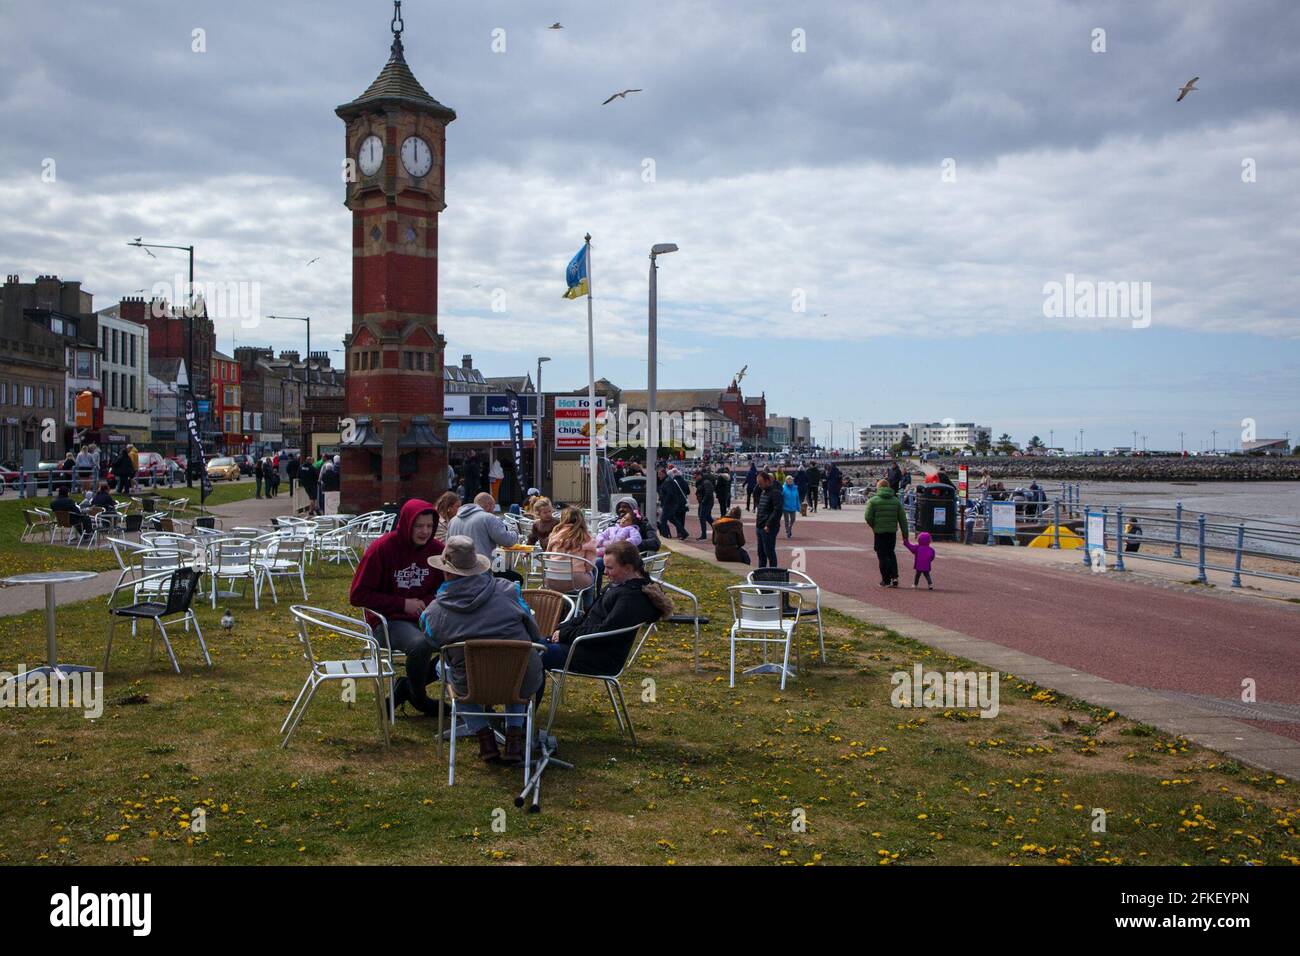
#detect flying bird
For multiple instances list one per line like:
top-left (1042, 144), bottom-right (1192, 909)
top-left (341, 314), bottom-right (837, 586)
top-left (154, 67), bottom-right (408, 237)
top-left (1176, 76), bottom-right (1199, 102)
top-left (306, 257), bottom-right (320, 266)
top-left (602, 88), bottom-right (642, 105)
top-left (142, 247), bottom-right (156, 258)
top-left (132, 237), bottom-right (142, 243)
top-left (548, 22), bottom-right (563, 30)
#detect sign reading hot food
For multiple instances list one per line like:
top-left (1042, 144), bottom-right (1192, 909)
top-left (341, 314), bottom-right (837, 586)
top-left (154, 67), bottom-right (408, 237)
top-left (554, 396), bottom-right (607, 450)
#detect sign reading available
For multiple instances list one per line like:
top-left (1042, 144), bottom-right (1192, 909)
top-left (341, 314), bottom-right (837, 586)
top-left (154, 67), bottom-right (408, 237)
top-left (554, 396), bottom-right (607, 450)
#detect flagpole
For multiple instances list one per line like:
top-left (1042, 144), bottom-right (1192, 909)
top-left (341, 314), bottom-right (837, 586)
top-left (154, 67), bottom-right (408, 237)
top-left (584, 233), bottom-right (599, 513)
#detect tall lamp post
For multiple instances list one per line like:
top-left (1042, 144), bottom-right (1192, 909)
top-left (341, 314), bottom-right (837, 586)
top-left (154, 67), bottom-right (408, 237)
top-left (268, 315), bottom-right (311, 451)
top-left (644, 242), bottom-right (678, 532)
top-left (842, 420), bottom-right (856, 457)
top-left (825, 419), bottom-right (834, 454)
top-left (535, 356), bottom-right (550, 491)
top-left (129, 238), bottom-right (196, 485)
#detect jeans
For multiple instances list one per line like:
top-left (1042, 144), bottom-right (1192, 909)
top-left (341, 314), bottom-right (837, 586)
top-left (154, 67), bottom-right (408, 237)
top-left (756, 526), bottom-right (779, 568)
top-left (698, 500), bottom-right (714, 537)
top-left (746, 487), bottom-right (756, 511)
top-left (255, 475), bottom-right (262, 497)
top-left (807, 487), bottom-right (818, 511)
top-left (913, 570), bottom-right (933, 587)
top-left (383, 620), bottom-right (439, 714)
top-left (873, 531), bottom-right (898, 583)
top-left (463, 702), bottom-right (527, 732)
top-left (782, 510), bottom-right (796, 536)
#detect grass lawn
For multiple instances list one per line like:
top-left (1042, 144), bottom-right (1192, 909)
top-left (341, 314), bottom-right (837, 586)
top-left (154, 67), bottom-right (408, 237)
top-left (0, 552), bottom-right (1296, 866)
top-left (0, 480), bottom-right (260, 575)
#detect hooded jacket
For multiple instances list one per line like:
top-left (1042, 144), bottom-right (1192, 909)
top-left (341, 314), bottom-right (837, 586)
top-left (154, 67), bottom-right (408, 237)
top-left (447, 502), bottom-right (519, 560)
top-left (554, 576), bottom-right (673, 675)
top-left (614, 494), bottom-right (660, 554)
top-left (865, 485), bottom-right (909, 536)
top-left (349, 499), bottom-right (445, 627)
top-left (903, 531), bottom-right (935, 572)
top-left (755, 481), bottom-right (784, 531)
top-left (781, 481), bottom-right (801, 512)
top-left (421, 573), bottom-right (543, 697)
top-left (712, 515), bottom-right (747, 562)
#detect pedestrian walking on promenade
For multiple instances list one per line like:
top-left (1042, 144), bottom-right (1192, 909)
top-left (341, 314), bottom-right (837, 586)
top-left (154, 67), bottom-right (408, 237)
top-left (656, 465), bottom-right (689, 540)
top-left (694, 467), bottom-right (716, 540)
top-left (322, 455), bottom-right (341, 514)
top-left (903, 531), bottom-right (936, 589)
top-left (806, 462), bottom-right (821, 512)
top-left (794, 464), bottom-right (809, 514)
top-left (745, 462), bottom-right (759, 512)
top-left (715, 464), bottom-right (732, 513)
top-left (865, 478), bottom-right (908, 587)
top-left (826, 462), bottom-right (843, 510)
top-left (754, 472), bottom-right (783, 568)
top-left (781, 474), bottom-right (800, 538)
top-left (286, 453), bottom-right (299, 498)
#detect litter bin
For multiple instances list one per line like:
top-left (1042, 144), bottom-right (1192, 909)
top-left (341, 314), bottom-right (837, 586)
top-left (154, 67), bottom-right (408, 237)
top-left (916, 483), bottom-right (957, 540)
top-left (194, 516), bottom-right (216, 530)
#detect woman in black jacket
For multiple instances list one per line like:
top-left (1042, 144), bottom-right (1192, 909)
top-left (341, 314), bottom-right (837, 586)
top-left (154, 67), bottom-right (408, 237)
top-left (539, 540), bottom-right (673, 680)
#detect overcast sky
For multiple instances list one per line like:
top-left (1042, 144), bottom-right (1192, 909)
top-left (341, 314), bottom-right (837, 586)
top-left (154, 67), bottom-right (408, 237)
top-left (2, 0), bottom-right (1298, 450)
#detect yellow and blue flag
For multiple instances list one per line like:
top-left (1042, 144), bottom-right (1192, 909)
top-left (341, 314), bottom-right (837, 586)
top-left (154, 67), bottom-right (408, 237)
top-left (563, 244), bottom-right (589, 299)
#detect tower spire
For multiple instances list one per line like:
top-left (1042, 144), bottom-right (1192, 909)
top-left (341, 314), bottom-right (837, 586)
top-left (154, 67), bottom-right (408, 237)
top-left (390, 1), bottom-right (405, 57)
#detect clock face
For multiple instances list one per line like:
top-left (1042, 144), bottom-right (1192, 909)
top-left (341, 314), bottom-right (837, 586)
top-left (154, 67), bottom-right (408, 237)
top-left (401, 136), bottom-right (433, 177)
top-left (357, 134), bottom-right (384, 176)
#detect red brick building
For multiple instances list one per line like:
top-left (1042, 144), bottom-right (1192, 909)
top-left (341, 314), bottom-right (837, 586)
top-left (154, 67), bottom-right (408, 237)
top-left (718, 379), bottom-right (767, 443)
top-left (338, 12), bottom-right (453, 511)
top-left (210, 350), bottom-right (244, 454)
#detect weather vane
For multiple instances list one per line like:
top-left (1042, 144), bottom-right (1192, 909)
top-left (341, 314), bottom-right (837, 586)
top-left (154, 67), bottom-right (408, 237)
top-left (391, 1), bottom-right (404, 38)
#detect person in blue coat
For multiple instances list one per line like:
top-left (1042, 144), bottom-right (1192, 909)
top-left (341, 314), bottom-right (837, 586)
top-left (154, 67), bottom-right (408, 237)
top-left (780, 474), bottom-right (801, 538)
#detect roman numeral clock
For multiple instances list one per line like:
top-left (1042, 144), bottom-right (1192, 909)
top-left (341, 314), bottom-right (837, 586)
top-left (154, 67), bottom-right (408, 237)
top-left (337, 2), bottom-right (454, 512)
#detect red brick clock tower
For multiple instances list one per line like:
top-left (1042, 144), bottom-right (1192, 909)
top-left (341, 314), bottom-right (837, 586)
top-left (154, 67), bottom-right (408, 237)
top-left (337, 1), bottom-right (453, 512)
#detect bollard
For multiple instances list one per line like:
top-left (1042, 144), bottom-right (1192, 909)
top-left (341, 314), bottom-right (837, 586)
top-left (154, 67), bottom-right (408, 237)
top-left (1196, 514), bottom-right (1208, 584)
top-left (1232, 523), bottom-right (1245, 588)
top-left (1052, 500), bottom-right (1061, 549)
top-left (18, 470), bottom-right (25, 499)
top-left (1173, 501), bottom-right (1183, 559)
top-left (1115, 507), bottom-right (1126, 571)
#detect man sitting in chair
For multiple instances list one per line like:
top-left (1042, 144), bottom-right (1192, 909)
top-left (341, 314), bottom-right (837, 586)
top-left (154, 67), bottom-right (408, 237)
top-left (541, 540), bottom-right (673, 678)
top-left (349, 499), bottom-right (445, 716)
top-left (421, 536), bottom-right (544, 765)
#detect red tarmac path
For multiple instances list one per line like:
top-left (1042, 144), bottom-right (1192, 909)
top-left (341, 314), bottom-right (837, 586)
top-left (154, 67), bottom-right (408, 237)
top-left (673, 511), bottom-right (1300, 744)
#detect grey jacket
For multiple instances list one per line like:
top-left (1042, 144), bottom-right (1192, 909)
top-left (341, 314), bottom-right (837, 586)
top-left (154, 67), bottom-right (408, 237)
top-left (447, 503), bottom-right (519, 559)
top-left (420, 573), bottom-right (543, 697)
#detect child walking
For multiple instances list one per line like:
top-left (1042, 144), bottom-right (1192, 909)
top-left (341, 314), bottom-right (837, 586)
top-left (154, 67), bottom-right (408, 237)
top-left (903, 531), bottom-right (936, 589)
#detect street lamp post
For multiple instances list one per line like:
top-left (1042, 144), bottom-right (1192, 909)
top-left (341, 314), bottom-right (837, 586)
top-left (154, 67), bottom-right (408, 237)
top-left (268, 315), bottom-right (310, 452)
top-left (129, 239), bottom-right (195, 485)
top-left (535, 356), bottom-right (550, 492)
top-left (825, 420), bottom-right (834, 454)
top-left (644, 243), bottom-right (678, 532)
top-left (843, 421), bottom-right (856, 457)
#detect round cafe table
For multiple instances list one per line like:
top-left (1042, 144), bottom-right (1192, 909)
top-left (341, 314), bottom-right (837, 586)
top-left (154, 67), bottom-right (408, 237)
top-left (0, 570), bottom-right (100, 686)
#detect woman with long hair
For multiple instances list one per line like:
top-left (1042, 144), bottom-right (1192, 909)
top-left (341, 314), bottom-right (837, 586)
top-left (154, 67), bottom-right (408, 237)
top-left (433, 490), bottom-right (461, 542)
top-left (543, 506), bottom-right (597, 593)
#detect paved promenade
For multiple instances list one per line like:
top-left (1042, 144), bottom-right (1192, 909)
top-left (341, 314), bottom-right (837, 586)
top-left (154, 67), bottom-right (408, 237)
top-left (667, 504), bottom-right (1300, 777)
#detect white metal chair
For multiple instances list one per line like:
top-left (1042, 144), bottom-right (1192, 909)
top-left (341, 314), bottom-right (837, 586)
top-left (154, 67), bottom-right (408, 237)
top-left (20, 508), bottom-right (53, 543)
top-left (281, 606), bottom-right (395, 748)
top-left (255, 534), bottom-right (310, 604)
top-left (206, 537), bottom-right (263, 609)
top-left (644, 551), bottom-right (704, 671)
top-left (747, 567), bottom-right (826, 664)
top-left (437, 639), bottom-right (539, 788)
top-left (529, 551), bottom-right (599, 608)
top-left (103, 566), bottom-right (209, 674)
top-left (727, 584), bottom-right (804, 690)
top-left (316, 521), bottom-right (360, 567)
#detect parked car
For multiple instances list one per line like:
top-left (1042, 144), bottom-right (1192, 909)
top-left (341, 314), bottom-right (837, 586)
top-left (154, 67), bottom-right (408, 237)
top-left (207, 457), bottom-right (241, 481)
top-left (232, 454), bottom-right (256, 476)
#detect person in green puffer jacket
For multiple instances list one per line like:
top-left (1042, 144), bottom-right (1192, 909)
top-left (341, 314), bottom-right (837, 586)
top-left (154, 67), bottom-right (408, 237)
top-left (865, 479), bottom-right (909, 587)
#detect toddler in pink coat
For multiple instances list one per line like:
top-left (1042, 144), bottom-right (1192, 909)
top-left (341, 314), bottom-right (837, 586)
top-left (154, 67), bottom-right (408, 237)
top-left (903, 531), bottom-right (936, 589)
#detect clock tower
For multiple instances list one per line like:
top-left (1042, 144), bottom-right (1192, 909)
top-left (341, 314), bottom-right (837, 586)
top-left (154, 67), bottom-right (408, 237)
top-left (337, 1), bottom-right (454, 512)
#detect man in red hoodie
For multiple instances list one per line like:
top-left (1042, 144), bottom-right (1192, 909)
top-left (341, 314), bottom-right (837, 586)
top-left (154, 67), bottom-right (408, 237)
top-left (349, 499), bottom-right (445, 715)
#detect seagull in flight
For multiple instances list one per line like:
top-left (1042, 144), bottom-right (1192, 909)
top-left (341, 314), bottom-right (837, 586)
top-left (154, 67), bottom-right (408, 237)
top-left (1176, 76), bottom-right (1199, 102)
top-left (306, 257), bottom-right (320, 266)
top-left (142, 247), bottom-right (156, 259)
top-left (602, 88), bottom-right (642, 105)
top-left (548, 22), bottom-right (563, 30)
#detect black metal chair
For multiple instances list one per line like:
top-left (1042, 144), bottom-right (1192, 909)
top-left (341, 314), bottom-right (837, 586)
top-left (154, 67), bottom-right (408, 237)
top-left (104, 567), bottom-right (210, 674)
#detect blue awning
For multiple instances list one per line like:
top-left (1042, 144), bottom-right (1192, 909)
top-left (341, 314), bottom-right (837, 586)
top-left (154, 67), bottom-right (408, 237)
top-left (447, 420), bottom-right (534, 443)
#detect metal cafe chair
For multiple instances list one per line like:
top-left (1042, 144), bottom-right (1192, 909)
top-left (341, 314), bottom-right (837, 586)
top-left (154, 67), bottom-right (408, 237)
top-left (436, 640), bottom-right (538, 788)
top-left (727, 584), bottom-right (804, 691)
top-left (281, 606), bottom-right (395, 748)
top-left (528, 551), bottom-right (599, 608)
top-left (103, 567), bottom-right (209, 675)
top-left (206, 537), bottom-right (264, 610)
top-left (518, 622), bottom-right (646, 813)
top-left (747, 567), bottom-right (826, 664)
top-left (254, 534), bottom-right (310, 604)
top-left (520, 588), bottom-right (577, 637)
top-left (21, 509), bottom-right (53, 543)
top-left (644, 551), bottom-right (705, 671)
